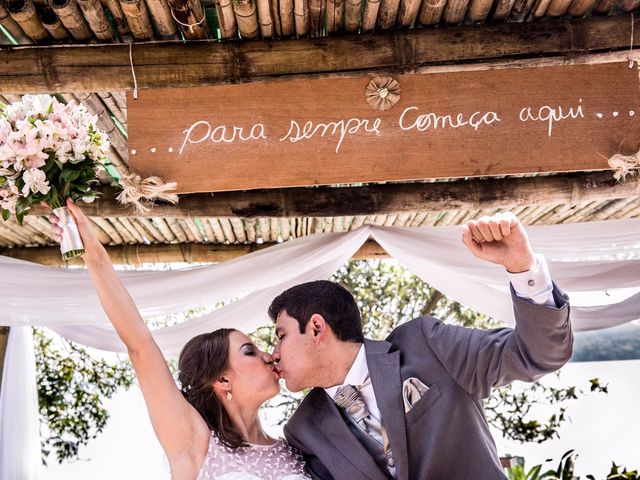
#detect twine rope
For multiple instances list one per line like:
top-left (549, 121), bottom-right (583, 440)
top-left (128, 43), bottom-right (138, 100)
top-left (117, 172), bottom-right (180, 214)
top-left (170, 8), bottom-right (207, 28)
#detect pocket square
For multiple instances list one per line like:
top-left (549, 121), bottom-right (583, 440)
top-left (402, 377), bottom-right (430, 413)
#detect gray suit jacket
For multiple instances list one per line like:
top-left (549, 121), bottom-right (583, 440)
top-left (284, 285), bottom-right (572, 480)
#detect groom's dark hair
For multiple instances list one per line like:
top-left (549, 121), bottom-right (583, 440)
top-left (268, 280), bottom-right (364, 342)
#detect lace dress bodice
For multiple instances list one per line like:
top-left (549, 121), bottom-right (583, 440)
top-left (196, 433), bottom-right (310, 480)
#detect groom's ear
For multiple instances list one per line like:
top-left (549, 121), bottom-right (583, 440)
top-left (308, 314), bottom-right (328, 344)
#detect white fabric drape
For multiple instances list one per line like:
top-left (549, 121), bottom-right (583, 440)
top-left (0, 327), bottom-right (41, 480)
top-left (1, 218), bottom-right (638, 476)
top-left (0, 219), bottom-right (639, 356)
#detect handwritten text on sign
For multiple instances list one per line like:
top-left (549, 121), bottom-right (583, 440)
top-left (127, 62), bottom-right (639, 194)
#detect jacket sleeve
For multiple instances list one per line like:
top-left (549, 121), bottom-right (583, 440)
top-left (284, 423), bottom-right (335, 480)
top-left (422, 282), bottom-right (573, 398)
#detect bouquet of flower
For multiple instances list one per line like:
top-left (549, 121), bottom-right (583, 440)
top-left (0, 94), bottom-right (110, 259)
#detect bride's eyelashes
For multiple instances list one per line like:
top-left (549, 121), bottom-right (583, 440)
top-left (241, 344), bottom-right (257, 356)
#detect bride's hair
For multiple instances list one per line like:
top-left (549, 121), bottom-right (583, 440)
top-left (177, 328), bottom-right (247, 449)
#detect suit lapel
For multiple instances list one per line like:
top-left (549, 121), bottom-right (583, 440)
top-left (365, 339), bottom-right (410, 480)
top-left (311, 389), bottom-right (389, 480)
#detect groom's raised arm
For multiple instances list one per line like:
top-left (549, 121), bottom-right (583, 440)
top-left (419, 212), bottom-right (572, 398)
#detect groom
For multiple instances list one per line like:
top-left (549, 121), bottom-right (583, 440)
top-left (269, 212), bottom-right (572, 480)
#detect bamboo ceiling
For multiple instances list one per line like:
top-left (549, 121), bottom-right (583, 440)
top-left (1, 0), bottom-right (639, 263)
top-left (0, 0), bottom-right (637, 46)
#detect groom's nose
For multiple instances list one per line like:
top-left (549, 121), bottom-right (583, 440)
top-left (271, 343), bottom-right (281, 362)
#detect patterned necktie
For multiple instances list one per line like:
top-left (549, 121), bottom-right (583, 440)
top-left (334, 384), bottom-right (396, 478)
top-left (334, 384), bottom-right (385, 445)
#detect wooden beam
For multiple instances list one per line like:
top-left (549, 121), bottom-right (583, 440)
top-left (0, 239), bottom-right (389, 266)
top-left (0, 14), bottom-right (638, 92)
top-left (27, 171), bottom-right (640, 218)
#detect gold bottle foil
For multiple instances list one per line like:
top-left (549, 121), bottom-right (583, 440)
top-left (53, 206), bottom-right (84, 259)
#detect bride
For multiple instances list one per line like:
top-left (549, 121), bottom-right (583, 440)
top-left (48, 199), bottom-right (310, 480)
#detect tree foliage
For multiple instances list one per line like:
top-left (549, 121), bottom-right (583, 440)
top-left (34, 328), bottom-right (135, 464)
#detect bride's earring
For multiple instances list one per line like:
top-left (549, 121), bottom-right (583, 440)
top-left (226, 391), bottom-right (232, 400)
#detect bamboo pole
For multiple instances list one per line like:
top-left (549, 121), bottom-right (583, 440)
top-left (377, 0), bottom-right (400, 29)
top-left (271, 0), bottom-right (282, 36)
top-left (343, 0), bottom-right (361, 31)
top-left (24, 172), bottom-right (640, 219)
top-left (100, 0), bottom-right (131, 39)
top-left (396, 0), bottom-right (422, 26)
top-left (443, 0), bottom-right (469, 23)
top-left (214, 0), bottom-right (237, 38)
top-left (97, 91), bottom-right (127, 125)
top-left (545, 0), bottom-right (571, 15)
top-left (416, 0), bottom-right (446, 24)
top-left (0, 0), bottom-right (33, 43)
top-left (5, 0), bottom-right (48, 41)
top-left (491, 0), bottom-right (514, 17)
top-left (40, 5), bottom-right (69, 39)
top-left (0, 240), bottom-right (392, 266)
top-left (50, 0), bottom-right (92, 40)
top-left (619, 0), bottom-right (640, 10)
top-left (361, 0), bottom-right (380, 31)
top-left (256, 0), bottom-right (275, 37)
top-left (76, 0), bottom-right (114, 41)
top-left (509, 0), bottom-right (535, 20)
top-left (119, 0), bottom-right (154, 40)
top-left (593, 0), bottom-right (617, 13)
top-left (278, 0), bottom-right (294, 36)
top-left (167, 0), bottom-right (209, 39)
top-left (466, 0), bottom-right (493, 21)
top-left (530, 0), bottom-right (551, 16)
top-left (293, 0), bottom-right (308, 35)
top-left (325, 0), bottom-right (343, 32)
top-left (145, 0), bottom-right (179, 38)
top-left (233, 0), bottom-right (259, 38)
top-left (2, 14), bottom-right (639, 93)
top-left (568, 0), bottom-right (597, 15)
top-left (308, 0), bottom-right (324, 36)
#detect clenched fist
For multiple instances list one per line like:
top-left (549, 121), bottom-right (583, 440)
top-left (461, 212), bottom-right (535, 273)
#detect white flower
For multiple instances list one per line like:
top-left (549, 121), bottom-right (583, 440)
top-left (55, 140), bottom-right (72, 164)
top-left (22, 94), bottom-right (54, 119)
top-left (21, 168), bottom-right (50, 196)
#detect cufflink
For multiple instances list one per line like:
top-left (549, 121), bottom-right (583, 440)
top-left (527, 279), bottom-right (535, 287)
top-left (387, 456), bottom-right (395, 468)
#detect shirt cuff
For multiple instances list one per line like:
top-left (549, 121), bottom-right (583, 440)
top-left (508, 254), bottom-right (556, 307)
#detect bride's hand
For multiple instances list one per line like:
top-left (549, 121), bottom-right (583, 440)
top-left (45, 198), bottom-right (102, 256)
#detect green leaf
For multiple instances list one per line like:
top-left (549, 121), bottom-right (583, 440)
top-left (1, 209), bottom-right (9, 221)
top-left (61, 169), bottom-right (80, 183)
top-left (44, 156), bottom-right (57, 174)
top-left (15, 197), bottom-right (30, 215)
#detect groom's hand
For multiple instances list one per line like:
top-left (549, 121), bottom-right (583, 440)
top-left (461, 212), bottom-right (535, 273)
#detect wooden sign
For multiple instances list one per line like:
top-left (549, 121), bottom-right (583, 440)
top-left (127, 62), bottom-right (640, 194)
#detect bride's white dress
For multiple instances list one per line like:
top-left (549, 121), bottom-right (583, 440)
top-left (196, 432), bottom-right (310, 480)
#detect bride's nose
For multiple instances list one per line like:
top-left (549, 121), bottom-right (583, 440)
top-left (261, 351), bottom-right (274, 365)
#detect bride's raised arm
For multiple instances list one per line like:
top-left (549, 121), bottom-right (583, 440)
top-left (48, 199), bottom-right (209, 472)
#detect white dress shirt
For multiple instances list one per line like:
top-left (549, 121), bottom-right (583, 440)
top-left (325, 254), bottom-right (556, 415)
